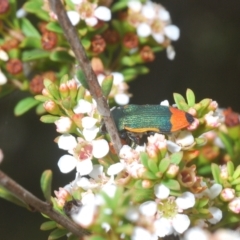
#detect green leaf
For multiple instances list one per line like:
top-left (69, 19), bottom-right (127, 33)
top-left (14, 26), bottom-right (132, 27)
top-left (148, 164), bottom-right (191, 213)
top-left (101, 75), bottom-right (113, 97)
top-left (227, 161), bottom-right (235, 177)
top-left (173, 93), bottom-right (187, 110)
top-left (35, 95), bottom-right (51, 102)
top-left (142, 171), bottom-right (157, 180)
top-left (159, 157), bottom-right (171, 173)
top-left (67, 234), bottom-right (80, 240)
top-left (24, 1), bottom-right (50, 21)
top-left (22, 49), bottom-right (50, 61)
top-left (40, 170), bottom-right (53, 202)
top-left (40, 115), bottom-right (59, 123)
top-left (14, 97), bottom-right (39, 116)
top-left (76, 69), bottom-right (89, 90)
top-left (195, 137), bottom-right (207, 146)
top-left (8, 48), bottom-right (20, 59)
top-left (0, 186), bottom-right (28, 208)
top-left (40, 221), bottom-right (57, 231)
top-left (170, 152), bottom-right (183, 165)
top-left (111, 0), bottom-right (128, 12)
top-left (87, 236), bottom-right (106, 240)
top-left (36, 103), bottom-right (45, 115)
top-left (140, 152), bottom-right (149, 168)
top-left (122, 66), bottom-right (149, 82)
top-left (218, 132), bottom-right (234, 158)
top-left (197, 98), bottom-right (211, 117)
top-left (46, 22), bottom-right (63, 34)
top-left (121, 56), bottom-right (135, 66)
top-left (20, 18), bottom-right (41, 38)
top-left (162, 179), bottom-right (181, 191)
top-left (233, 166), bottom-right (240, 180)
top-left (60, 74), bottom-right (69, 84)
top-left (147, 159), bottom-right (158, 173)
top-left (50, 51), bottom-right (74, 63)
top-left (19, 37), bottom-right (41, 48)
top-left (196, 197), bottom-right (209, 208)
top-left (47, 83), bottom-right (60, 100)
top-left (211, 163), bottom-right (221, 183)
top-left (48, 228), bottom-right (68, 240)
top-left (82, 38), bottom-right (91, 50)
top-left (76, 86), bottom-right (86, 101)
top-left (186, 89), bottom-right (195, 107)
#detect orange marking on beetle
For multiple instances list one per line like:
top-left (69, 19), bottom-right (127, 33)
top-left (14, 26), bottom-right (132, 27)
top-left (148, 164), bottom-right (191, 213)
top-left (169, 107), bottom-right (191, 132)
top-left (124, 126), bottom-right (160, 133)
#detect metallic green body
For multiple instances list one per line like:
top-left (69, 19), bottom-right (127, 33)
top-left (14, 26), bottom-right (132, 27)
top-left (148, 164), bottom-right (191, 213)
top-left (111, 105), bottom-right (172, 133)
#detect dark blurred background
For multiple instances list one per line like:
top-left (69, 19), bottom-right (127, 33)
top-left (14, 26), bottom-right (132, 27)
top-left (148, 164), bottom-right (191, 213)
top-left (1, 0), bottom-right (240, 239)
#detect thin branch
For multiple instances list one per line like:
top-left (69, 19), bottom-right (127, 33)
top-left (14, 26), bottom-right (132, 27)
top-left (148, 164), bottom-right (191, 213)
top-left (49, 0), bottom-right (122, 154)
top-left (0, 170), bottom-right (89, 237)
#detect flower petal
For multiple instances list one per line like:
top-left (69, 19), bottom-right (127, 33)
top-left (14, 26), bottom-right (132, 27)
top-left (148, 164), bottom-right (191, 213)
top-left (176, 192), bottom-right (195, 209)
top-left (73, 99), bottom-right (92, 114)
top-left (166, 45), bottom-right (176, 60)
top-left (71, 203), bottom-right (96, 227)
top-left (92, 139), bottom-right (109, 158)
top-left (175, 131), bottom-right (194, 148)
top-left (82, 116), bottom-right (98, 129)
top-left (94, 6), bottom-right (111, 21)
top-left (89, 164), bottom-right (103, 180)
top-left (112, 72), bottom-right (124, 84)
top-left (137, 23), bottom-right (151, 37)
top-left (76, 159), bottom-right (93, 176)
top-left (0, 50), bottom-right (9, 61)
top-left (107, 163), bottom-right (124, 176)
top-left (164, 25), bottom-right (180, 41)
top-left (139, 201), bottom-right (157, 216)
top-left (208, 207), bottom-right (222, 224)
top-left (85, 17), bottom-right (98, 27)
top-left (154, 183), bottom-right (170, 199)
top-left (158, 9), bottom-right (170, 21)
top-left (0, 70), bottom-right (7, 85)
top-left (166, 140), bottom-right (181, 153)
top-left (83, 126), bottom-right (99, 141)
top-left (172, 214), bottom-right (190, 234)
top-left (114, 93), bottom-right (129, 105)
top-left (58, 134), bottom-right (77, 151)
top-left (67, 11), bottom-right (81, 26)
top-left (154, 218), bottom-right (173, 237)
top-left (58, 155), bottom-right (77, 173)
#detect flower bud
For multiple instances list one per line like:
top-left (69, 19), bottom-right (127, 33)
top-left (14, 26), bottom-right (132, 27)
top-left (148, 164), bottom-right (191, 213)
top-left (0, 0), bottom-right (10, 15)
top-left (140, 46), bottom-right (155, 62)
top-left (55, 116), bottom-right (73, 133)
top-left (91, 35), bottom-right (106, 54)
top-left (41, 31), bottom-right (58, 50)
top-left (44, 100), bottom-right (61, 115)
top-left (166, 164), bottom-right (179, 178)
top-left (123, 32), bottom-right (139, 49)
top-left (220, 188), bottom-right (235, 202)
top-left (6, 59), bottom-right (23, 75)
top-left (228, 197), bottom-right (240, 214)
top-left (142, 180), bottom-right (154, 189)
top-left (59, 83), bottom-right (69, 98)
top-left (30, 75), bottom-right (44, 94)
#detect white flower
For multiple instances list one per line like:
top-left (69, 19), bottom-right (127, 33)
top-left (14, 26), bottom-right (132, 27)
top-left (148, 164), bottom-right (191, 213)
top-left (70, 0), bottom-right (111, 27)
top-left (82, 116), bottom-right (99, 141)
top-left (58, 139), bottom-right (109, 175)
top-left (154, 191), bottom-right (195, 236)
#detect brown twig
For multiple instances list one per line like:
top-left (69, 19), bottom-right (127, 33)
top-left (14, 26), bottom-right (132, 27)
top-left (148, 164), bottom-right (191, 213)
top-left (0, 170), bottom-right (89, 237)
top-left (49, 0), bottom-right (122, 154)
